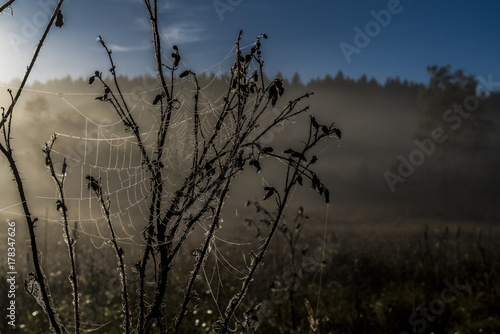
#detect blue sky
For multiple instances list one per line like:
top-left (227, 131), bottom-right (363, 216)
top-left (1, 0), bottom-right (500, 85)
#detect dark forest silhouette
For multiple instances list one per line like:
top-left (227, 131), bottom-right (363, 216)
top-left (3, 66), bottom-right (498, 221)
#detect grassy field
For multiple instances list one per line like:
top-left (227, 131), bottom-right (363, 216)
top-left (1, 214), bottom-right (499, 333)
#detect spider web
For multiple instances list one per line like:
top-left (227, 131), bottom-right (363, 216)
top-left (37, 52), bottom-right (248, 246)
top-left (0, 33), bottom-right (331, 329)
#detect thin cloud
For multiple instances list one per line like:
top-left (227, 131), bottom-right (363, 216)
top-left (162, 22), bottom-right (204, 44)
top-left (108, 44), bottom-right (151, 52)
top-left (159, 1), bottom-right (176, 12)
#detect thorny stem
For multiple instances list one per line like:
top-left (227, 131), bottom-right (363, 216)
top-left (94, 49), bottom-right (151, 170)
top-left (141, 1), bottom-right (187, 331)
top-left (218, 121), bottom-right (337, 332)
top-left (218, 189), bottom-right (290, 332)
top-left (89, 9), bottom-right (337, 331)
top-left (144, 0), bottom-right (171, 104)
top-left (87, 178), bottom-right (131, 334)
top-left (287, 211), bottom-right (305, 331)
top-left (0, 144), bottom-right (62, 333)
top-left (43, 136), bottom-right (80, 334)
top-left (0, 1), bottom-right (66, 332)
top-left (173, 179), bottom-right (230, 334)
top-left (93, 35), bottom-right (168, 334)
top-left (0, 0), bottom-right (16, 14)
top-left (0, 0), bottom-right (65, 131)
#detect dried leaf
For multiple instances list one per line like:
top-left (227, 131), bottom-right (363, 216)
top-left (311, 115), bottom-right (319, 130)
top-left (55, 10), bottom-right (64, 28)
top-left (249, 159), bottom-right (261, 172)
top-left (261, 146), bottom-right (273, 153)
top-left (297, 175), bottom-right (303, 186)
top-left (61, 159), bottom-right (67, 176)
top-left (312, 174), bottom-right (320, 191)
top-left (153, 94), bottom-right (163, 105)
top-left (251, 71), bottom-right (258, 82)
top-left (56, 200), bottom-right (65, 212)
top-left (263, 186), bottom-right (275, 200)
top-left (334, 128), bottom-right (342, 139)
top-left (172, 53), bottom-right (180, 68)
top-left (275, 79), bottom-right (284, 96)
top-left (268, 79), bottom-right (284, 106)
top-left (304, 298), bottom-right (318, 332)
top-left (86, 175), bottom-right (100, 193)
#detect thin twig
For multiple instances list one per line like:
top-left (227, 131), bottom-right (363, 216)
top-left (0, 1), bottom-right (66, 332)
top-left (173, 179), bottom-right (231, 333)
top-left (87, 176), bottom-right (131, 334)
top-left (43, 135), bottom-right (80, 334)
top-left (0, 0), bottom-right (16, 14)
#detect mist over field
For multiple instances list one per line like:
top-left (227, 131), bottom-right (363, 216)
top-left (1, 1), bottom-right (500, 332)
top-left (1, 69), bottom-right (500, 333)
top-left (1, 71), bottom-right (499, 224)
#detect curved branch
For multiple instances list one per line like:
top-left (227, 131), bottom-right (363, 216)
top-left (0, 0), bottom-right (66, 131)
top-left (0, 0), bottom-right (17, 14)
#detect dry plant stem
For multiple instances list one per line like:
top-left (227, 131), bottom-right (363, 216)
top-left (144, 0), bottom-right (171, 104)
top-left (287, 212), bottom-right (304, 331)
top-left (143, 91), bottom-right (254, 331)
top-left (289, 233), bottom-right (298, 329)
top-left (137, 181), bottom-right (162, 333)
top-left (141, 1), bottom-right (185, 331)
top-left (95, 30), bottom-right (177, 334)
top-left (251, 202), bottom-right (302, 330)
top-left (173, 179), bottom-right (231, 334)
top-left (97, 5), bottom-right (180, 329)
top-left (91, 19), bottom-right (335, 332)
top-left (219, 190), bottom-right (289, 332)
top-left (92, 38), bottom-right (154, 333)
top-left (143, 196), bottom-right (179, 333)
top-left (0, 0), bottom-right (64, 130)
top-left (88, 181), bottom-right (131, 334)
top-left (219, 122), bottom-right (336, 332)
top-left (0, 0), bottom-right (16, 14)
top-left (44, 137), bottom-right (80, 334)
top-left (0, 145), bottom-right (62, 333)
top-left (0, 1), bottom-right (65, 332)
top-left (142, 84), bottom-right (174, 334)
top-left (94, 55), bottom-right (150, 168)
top-left (94, 36), bottom-right (164, 334)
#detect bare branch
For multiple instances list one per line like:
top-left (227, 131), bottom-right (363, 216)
top-left (0, 0), bottom-right (66, 132)
top-left (43, 135), bottom-right (80, 334)
top-left (0, 0), bottom-right (16, 14)
top-left (86, 176), bottom-right (131, 334)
